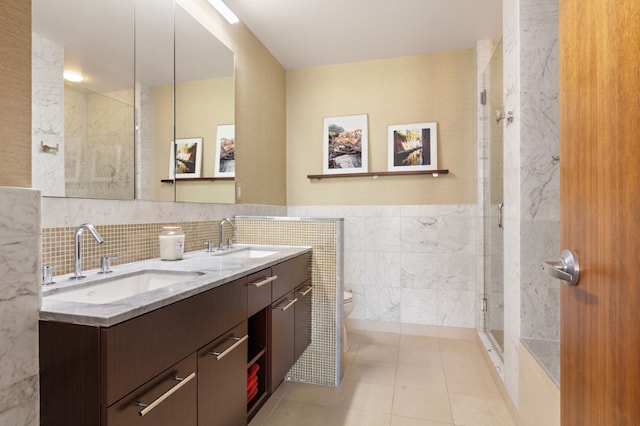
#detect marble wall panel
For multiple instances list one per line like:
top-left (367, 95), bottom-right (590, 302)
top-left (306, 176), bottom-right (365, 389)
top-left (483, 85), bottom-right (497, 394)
top-left (0, 188), bottom-right (41, 425)
top-left (288, 205), bottom-right (477, 328)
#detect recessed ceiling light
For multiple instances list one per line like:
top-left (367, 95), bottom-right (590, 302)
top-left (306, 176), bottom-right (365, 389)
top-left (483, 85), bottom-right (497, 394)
top-left (63, 71), bottom-right (84, 83)
top-left (208, 0), bottom-right (239, 24)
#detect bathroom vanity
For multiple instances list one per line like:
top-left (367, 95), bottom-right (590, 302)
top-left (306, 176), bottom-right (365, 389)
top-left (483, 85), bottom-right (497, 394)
top-left (39, 246), bottom-right (311, 425)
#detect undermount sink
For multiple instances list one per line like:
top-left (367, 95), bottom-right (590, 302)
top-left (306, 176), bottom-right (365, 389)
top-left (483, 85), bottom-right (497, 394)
top-left (215, 247), bottom-right (278, 259)
top-left (45, 270), bottom-right (204, 305)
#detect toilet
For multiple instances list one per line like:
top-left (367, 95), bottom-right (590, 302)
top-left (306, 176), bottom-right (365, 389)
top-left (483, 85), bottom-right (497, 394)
top-left (343, 290), bottom-right (353, 352)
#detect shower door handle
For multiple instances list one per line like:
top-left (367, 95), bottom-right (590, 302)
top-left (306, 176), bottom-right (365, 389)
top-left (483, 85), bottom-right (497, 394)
top-left (497, 203), bottom-right (504, 229)
top-left (543, 250), bottom-right (580, 286)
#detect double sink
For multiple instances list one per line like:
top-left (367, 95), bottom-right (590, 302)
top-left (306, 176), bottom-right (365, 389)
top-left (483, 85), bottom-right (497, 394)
top-left (40, 245), bottom-right (302, 326)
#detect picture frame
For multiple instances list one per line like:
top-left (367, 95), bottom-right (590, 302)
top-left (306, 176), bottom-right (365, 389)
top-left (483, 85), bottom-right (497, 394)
top-left (214, 124), bottom-right (235, 177)
top-left (387, 122), bottom-right (438, 171)
top-left (169, 137), bottom-right (202, 178)
top-left (323, 114), bottom-right (368, 174)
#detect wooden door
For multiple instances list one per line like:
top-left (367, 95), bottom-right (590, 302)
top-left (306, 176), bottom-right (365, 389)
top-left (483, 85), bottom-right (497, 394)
top-left (560, 1), bottom-right (640, 424)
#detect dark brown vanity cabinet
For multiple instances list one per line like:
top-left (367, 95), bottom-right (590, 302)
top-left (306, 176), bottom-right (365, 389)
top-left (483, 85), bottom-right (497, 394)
top-left (40, 251), bottom-right (312, 426)
top-left (40, 276), bottom-right (247, 426)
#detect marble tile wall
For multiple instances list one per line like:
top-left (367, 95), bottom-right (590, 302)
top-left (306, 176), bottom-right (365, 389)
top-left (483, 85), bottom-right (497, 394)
top-left (0, 188), bottom-right (41, 425)
top-left (41, 197), bottom-right (286, 228)
top-left (32, 33), bottom-right (65, 197)
top-left (288, 205), bottom-right (477, 329)
top-left (501, 0), bottom-right (560, 408)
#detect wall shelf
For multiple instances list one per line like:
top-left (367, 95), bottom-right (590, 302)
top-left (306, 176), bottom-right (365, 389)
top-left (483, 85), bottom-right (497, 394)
top-left (307, 169), bottom-right (449, 180)
top-left (161, 177), bottom-right (234, 183)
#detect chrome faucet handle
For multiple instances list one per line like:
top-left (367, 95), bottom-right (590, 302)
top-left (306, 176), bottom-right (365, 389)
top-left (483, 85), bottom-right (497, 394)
top-left (227, 237), bottom-right (234, 249)
top-left (99, 255), bottom-right (118, 274)
top-left (42, 265), bottom-right (55, 286)
top-left (204, 241), bottom-right (215, 252)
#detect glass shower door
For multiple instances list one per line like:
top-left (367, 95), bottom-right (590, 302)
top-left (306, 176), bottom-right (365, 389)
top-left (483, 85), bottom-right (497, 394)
top-left (482, 40), bottom-right (504, 354)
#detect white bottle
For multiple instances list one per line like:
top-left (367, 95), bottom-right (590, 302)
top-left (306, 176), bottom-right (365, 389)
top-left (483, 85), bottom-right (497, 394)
top-left (159, 226), bottom-right (185, 260)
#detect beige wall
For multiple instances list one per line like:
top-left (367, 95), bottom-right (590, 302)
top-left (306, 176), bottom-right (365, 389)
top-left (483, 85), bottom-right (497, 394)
top-left (286, 50), bottom-right (476, 206)
top-left (0, 0), bottom-right (31, 187)
top-left (178, 0), bottom-right (287, 206)
top-left (150, 76), bottom-right (236, 203)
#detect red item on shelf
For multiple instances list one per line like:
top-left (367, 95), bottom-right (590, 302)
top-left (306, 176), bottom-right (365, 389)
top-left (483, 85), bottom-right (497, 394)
top-left (247, 385), bottom-right (259, 403)
top-left (247, 374), bottom-right (258, 389)
top-left (247, 363), bottom-right (260, 376)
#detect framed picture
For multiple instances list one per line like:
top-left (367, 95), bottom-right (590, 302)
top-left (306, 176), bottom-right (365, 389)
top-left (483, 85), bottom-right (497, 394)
top-left (169, 137), bottom-right (202, 178)
top-left (323, 114), bottom-right (368, 174)
top-left (387, 122), bottom-right (438, 171)
top-left (214, 124), bottom-right (235, 177)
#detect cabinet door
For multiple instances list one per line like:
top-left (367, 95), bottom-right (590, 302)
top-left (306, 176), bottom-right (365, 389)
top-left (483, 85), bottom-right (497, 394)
top-left (198, 321), bottom-right (248, 426)
top-left (270, 291), bottom-right (296, 392)
top-left (294, 281), bottom-right (313, 361)
top-left (102, 353), bottom-right (197, 426)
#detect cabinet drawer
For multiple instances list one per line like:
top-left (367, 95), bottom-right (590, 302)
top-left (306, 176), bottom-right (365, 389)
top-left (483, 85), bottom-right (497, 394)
top-left (271, 252), bottom-right (311, 302)
top-left (102, 353), bottom-right (197, 426)
top-left (247, 268), bottom-right (273, 317)
top-left (101, 277), bottom-right (247, 406)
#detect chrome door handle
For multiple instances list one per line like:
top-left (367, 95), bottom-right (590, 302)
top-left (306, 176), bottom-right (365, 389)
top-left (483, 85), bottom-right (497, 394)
top-left (249, 275), bottom-right (278, 288)
top-left (134, 372), bottom-right (196, 416)
top-left (208, 335), bottom-right (248, 361)
top-left (543, 249), bottom-right (580, 286)
top-left (497, 203), bottom-right (504, 229)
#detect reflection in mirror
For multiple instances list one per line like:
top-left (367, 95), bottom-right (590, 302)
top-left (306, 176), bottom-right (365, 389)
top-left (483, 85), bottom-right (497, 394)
top-left (32, 0), bottom-right (135, 200)
top-left (32, 0), bottom-right (236, 204)
top-left (161, 3), bottom-right (236, 203)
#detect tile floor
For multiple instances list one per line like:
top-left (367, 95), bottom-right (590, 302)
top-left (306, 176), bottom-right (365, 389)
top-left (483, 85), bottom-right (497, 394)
top-left (249, 328), bottom-right (515, 426)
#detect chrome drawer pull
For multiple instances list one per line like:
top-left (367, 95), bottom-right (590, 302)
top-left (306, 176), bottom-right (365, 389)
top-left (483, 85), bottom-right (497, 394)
top-left (208, 334), bottom-right (249, 361)
top-left (298, 286), bottom-right (312, 296)
top-left (275, 298), bottom-right (298, 312)
top-left (250, 275), bottom-right (278, 288)
top-left (134, 372), bottom-right (196, 417)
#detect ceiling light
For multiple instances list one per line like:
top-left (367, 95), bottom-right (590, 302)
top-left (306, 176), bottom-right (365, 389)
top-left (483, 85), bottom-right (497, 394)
top-left (208, 0), bottom-right (239, 24)
top-left (63, 71), bottom-right (84, 83)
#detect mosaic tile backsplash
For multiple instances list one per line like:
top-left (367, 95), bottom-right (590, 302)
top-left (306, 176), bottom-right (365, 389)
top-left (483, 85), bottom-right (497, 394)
top-left (42, 220), bottom-right (233, 277)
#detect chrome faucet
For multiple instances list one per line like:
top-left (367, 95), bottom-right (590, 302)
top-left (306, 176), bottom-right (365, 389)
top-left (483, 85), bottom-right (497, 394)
top-left (218, 217), bottom-right (237, 250)
top-left (72, 223), bottom-right (105, 279)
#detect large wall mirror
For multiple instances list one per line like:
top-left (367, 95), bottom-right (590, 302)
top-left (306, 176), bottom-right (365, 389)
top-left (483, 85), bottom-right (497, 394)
top-left (32, 0), bottom-right (236, 203)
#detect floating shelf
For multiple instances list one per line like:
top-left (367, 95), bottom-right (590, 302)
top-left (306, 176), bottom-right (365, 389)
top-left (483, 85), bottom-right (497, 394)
top-left (307, 169), bottom-right (449, 180)
top-left (161, 177), bottom-right (234, 183)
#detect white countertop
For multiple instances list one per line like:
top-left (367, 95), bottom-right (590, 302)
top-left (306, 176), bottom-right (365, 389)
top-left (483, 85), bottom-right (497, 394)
top-left (40, 244), bottom-right (311, 327)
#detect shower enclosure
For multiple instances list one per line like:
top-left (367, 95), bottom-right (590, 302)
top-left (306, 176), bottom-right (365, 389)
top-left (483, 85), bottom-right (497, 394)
top-left (481, 40), bottom-right (504, 355)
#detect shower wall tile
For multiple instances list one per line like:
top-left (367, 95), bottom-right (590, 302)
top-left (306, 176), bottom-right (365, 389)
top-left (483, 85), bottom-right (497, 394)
top-left (499, 0), bottom-right (560, 408)
top-left (288, 205), bottom-right (476, 328)
top-left (0, 188), bottom-right (41, 425)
